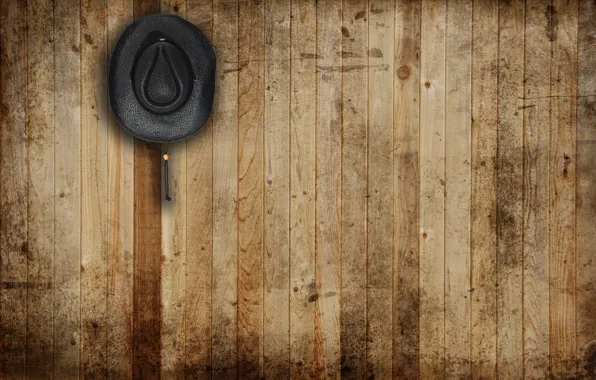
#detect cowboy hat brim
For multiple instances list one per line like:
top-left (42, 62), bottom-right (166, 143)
top-left (109, 14), bottom-right (216, 143)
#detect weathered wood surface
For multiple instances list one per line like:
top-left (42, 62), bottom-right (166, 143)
top-left (0, 0), bottom-right (595, 378)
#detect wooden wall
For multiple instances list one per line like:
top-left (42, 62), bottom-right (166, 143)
top-left (0, 0), bottom-right (595, 378)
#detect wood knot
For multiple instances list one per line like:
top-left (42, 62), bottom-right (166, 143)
top-left (398, 65), bottom-right (410, 80)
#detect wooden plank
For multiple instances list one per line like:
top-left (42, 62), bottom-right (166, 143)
top-left (549, 0), bottom-right (578, 377)
top-left (264, 0), bottom-right (290, 377)
top-left (576, 1), bottom-right (596, 378)
top-left (496, 0), bottom-right (524, 378)
top-left (185, 0), bottom-right (213, 378)
top-left (315, 0), bottom-right (342, 377)
top-left (211, 0), bottom-right (238, 377)
top-left (340, 0), bottom-right (367, 378)
top-left (132, 0), bottom-right (162, 377)
top-left (522, 0), bottom-right (551, 378)
top-left (159, 2), bottom-right (187, 378)
top-left (393, 0), bottom-right (420, 378)
top-left (444, 0), bottom-right (472, 378)
top-left (470, 0), bottom-right (498, 378)
top-left (26, 0), bottom-right (55, 377)
top-left (290, 0), bottom-right (316, 378)
top-left (81, 0), bottom-right (109, 376)
top-left (419, 1), bottom-right (446, 378)
top-left (367, 0), bottom-right (394, 378)
top-left (106, 0), bottom-right (135, 378)
top-left (237, 0), bottom-right (264, 377)
top-left (0, 0), bottom-right (28, 377)
top-left (54, 0), bottom-right (82, 376)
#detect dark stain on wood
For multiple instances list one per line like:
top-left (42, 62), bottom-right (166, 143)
top-left (368, 47), bottom-right (383, 58)
top-left (546, 5), bottom-right (558, 42)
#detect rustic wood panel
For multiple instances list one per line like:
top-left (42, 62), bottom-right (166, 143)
top-left (523, 1), bottom-right (551, 378)
top-left (290, 0), bottom-right (317, 378)
top-left (264, 0), bottom-right (291, 376)
top-left (549, 1), bottom-right (578, 378)
top-left (54, 0), bottom-right (82, 376)
top-left (577, 1), bottom-right (596, 379)
top-left (444, 1), bottom-right (472, 378)
top-left (315, 0), bottom-right (342, 377)
top-left (340, 0), bottom-right (367, 378)
top-left (0, 0), bottom-right (28, 377)
top-left (393, 1), bottom-right (420, 378)
top-left (496, 0), bottom-right (525, 378)
top-left (419, 1), bottom-right (446, 378)
top-left (81, 0), bottom-right (109, 376)
top-left (185, 0), bottom-right (213, 378)
top-left (237, 0), bottom-right (265, 377)
top-left (211, 0), bottom-right (239, 378)
top-left (132, 0), bottom-right (162, 377)
top-left (106, 0), bottom-right (135, 378)
top-left (0, 1), bottom-right (594, 379)
top-left (26, 0), bottom-right (55, 377)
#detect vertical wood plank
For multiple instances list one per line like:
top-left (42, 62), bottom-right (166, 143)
top-left (54, 0), bottom-right (82, 376)
top-left (393, 1), bottom-right (420, 378)
top-left (26, 0), bottom-right (55, 376)
top-left (496, 0), bottom-right (524, 377)
top-left (159, 2), bottom-right (187, 378)
top-left (315, 0), bottom-right (342, 377)
top-left (444, 0), bottom-right (472, 378)
top-left (340, 0), bottom-right (367, 378)
top-left (185, 1), bottom-right (213, 378)
top-left (81, 0), bottom-right (109, 376)
top-left (576, 0), bottom-right (596, 378)
top-left (290, 0), bottom-right (317, 378)
top-left (0, 0), bottom-right (28, 377)
top-left (132, 0), bottom-right (162, 377)
top-left (549, 0), bottom-right (578, 377)
top-left (237, 0), bottom-right (264, 377)
top-left (522, 0), bottom-right (551, 378)
top-left (419, 1), bottom-right (446, 378)
top-left (470, 0), bottom-right (498, 378)
top-left (264, 0), bottom-right (290, 377)
top-left (367, 0), bottom-right (394, 378)
top-left (212, 0), bottom-right (238, 377)
top-left (106, 0), bottom-right (135, 378)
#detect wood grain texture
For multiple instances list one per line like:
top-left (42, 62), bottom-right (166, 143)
top-left (54, 0), bottom-right (82, 376)
top-left (159, 2), bottom-right (187, 378)
top-left (577, 1), bottom-right (596, 379)
top-left (393, 1), bottom-right (420, 378)
top-left (548, 1), bottom-right (578, 377)
top-left (367, 1), bottom-right (394, 378)
top-left (0, 0), bottom-right (28, 377)
top-left (132, 0), bottom-right (162, 376)
top-left (523, 1), bottom-right (551, 378)
top-left (419, 1), bottom-right (446, 378)
top-left (26, 0), bottom-right (55, 377)
top-left (315, 0), bottom-right (342, 377)
top-left (212, 0), bottom-right (239, 377)
top-left (237, 0), bottom-right (265, 377)
top-left (264, 0), bottom-right (291, 376)
top-left (340, 0), bottom-right (367, 378)
top-left (290, 0), bottom-right (317, 378)
top-left (496, 1), bottom-right (525, 378)
top-left (106, 0), bottom-right (135, 378)
top-left (81, 0), bottom-right (109, 376)
top-left (0, 1), bottom-right (594, 378)
top-left (185, 1), bottom-right (213, 378)
top-left (444, 1), bottom-right (472, 378)
top-left (470, 0), bottom-right (498, 378)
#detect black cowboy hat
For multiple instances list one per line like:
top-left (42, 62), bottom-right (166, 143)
top-left (109, 14), bottom-right (216, 143)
